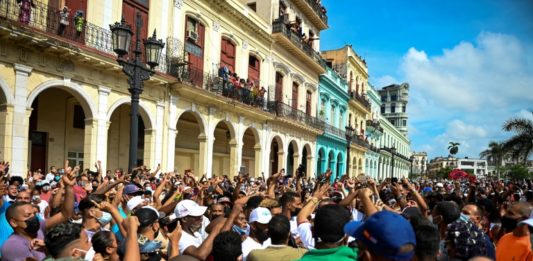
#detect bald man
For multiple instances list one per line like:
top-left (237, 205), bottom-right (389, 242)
top-left (496, 202), bottom-right (533, 261)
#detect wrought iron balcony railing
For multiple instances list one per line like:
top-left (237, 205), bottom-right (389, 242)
top-left (271, 19), bottom-right (327, 68)
top-left (366, 119), bottom-right (384, 133)
top-left (324, 123), bottom-right (346, 138)
top-left (304, 0), bottom-right (328, 24)
top-left (267, 101), bottom-right (325, 130)
top-left (0, 0), bottom-right (169, 74)
top-left (349, 91), bottom-right (371, 110)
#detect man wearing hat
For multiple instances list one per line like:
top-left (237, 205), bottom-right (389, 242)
top-left (175, 199), bottom-right (223, 260)
top-left (345, 211), bottom-right (416, 261)
top-left (118, 207), bottom-right (163, 261)
top-left (242, 207), bottom-right (272, 261)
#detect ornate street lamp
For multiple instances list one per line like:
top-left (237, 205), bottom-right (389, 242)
top-left (345, 125), bottom-right (354, 176)
top-left (390, 145), bottom-right (397, 179)
top-left (110, 13), bottom-right (164, 172)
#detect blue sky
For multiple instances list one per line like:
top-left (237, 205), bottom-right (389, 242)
top-left (321, 0), bottom-right (533, 159)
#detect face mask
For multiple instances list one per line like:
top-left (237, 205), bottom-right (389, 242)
top-left (54, 176), bottom-right (61, 182)
top-left (145, 187), bottom-right (152, 192)
top-left (139, 235), bottom-right (163, 253)
top-left (97, 211), bottom-right (113, 226)
top-left (70, 218), bottom-right (83, 224)
top-left (23, 216), bottom-right (41, 235)
top-left (501, 216), bottom-right (519, 232)
top-left (232, 225), bottom-right (247, 236)
top-left (459, 213), bottom-right (470, 223)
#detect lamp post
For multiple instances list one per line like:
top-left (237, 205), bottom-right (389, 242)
top-left (345, 125), bottom-right (354, 177)
top-left (110, 13), bottom-right (164, 172)
top-left (390, 145), bottom-right (396, 179)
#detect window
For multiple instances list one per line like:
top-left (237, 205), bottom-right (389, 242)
top-left (73, 105), bottom-right (85, 129)
top-left (402, 104), bottom-right (406, 112)
top-left (292, 82), bottom-right (299, 110)
top-left (248, 55), bottom-right (261, 84)
top-left (247, 2), bottom-right (256, 11)
top-left (381, 106), bottom-right (385, 114)
top-left (306, 91), bottom-right (312, 116)
top-left (68, 152), bottom-right (84, 169)
top-left (220, 38), bottom-right (236, 73)
top-left (275, 72), bottom-right (283, 102)
top-left (391, 94), bottom-right (397, 101)
top-left (391, 103), bottom-right (396, 113)
top-left (403, 119), bottom-right (407, 126)
top-left (381, 96), bottom-right (387, 101)
top-left (390, 119), bottom-right (396, 126)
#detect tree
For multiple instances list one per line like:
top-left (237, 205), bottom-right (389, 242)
top-left (502, 111), bottom-right (533, 163)
top-left (507, 164), bottom-right (531, 180)
top-left (448, 142), bottom-right (460, 157)
top-left (438, 166), bottom-right (454, 179)
top-left (479, 141), bottom-right (506, 179)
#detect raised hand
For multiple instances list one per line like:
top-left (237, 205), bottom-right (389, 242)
top-left (0, 161), bottom-right (9, 174)
top-left (313, 183), bottom-right (330, 200)
top-left (168, 221), bottom-right (182, 242)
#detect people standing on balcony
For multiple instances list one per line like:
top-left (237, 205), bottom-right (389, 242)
top-left (218, 65), bottom-right (230, 93)
top-left (74, 11), bottom-right (85, 38)
top-left (17, 0), bottom-right (36, 25)
top-left (57, 6), bottom-right (70, 36)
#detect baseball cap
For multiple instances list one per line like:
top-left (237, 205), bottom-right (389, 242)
top-left (134, 207), bottom-right (159, 228)
top-left (124, 184), bottom-right (141, 195)
top-left (127, 196), bottom-right (145, 211)
top-left (519, 210), bottom-right (533, 227)
top-left (435, 182), bottom-right (444, 188)
top-left (217, 197), bottom-right (232, 205)
top-left (249, 207), bottom-right (272, 224)
top-left (401, 207), bottom-right (423, 220)
top-left (348, 211), bottom-right (416, 261)
top-left (174, 199), bottom-right (207, 218)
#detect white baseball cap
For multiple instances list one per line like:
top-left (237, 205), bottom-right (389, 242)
top-left (436, 182), bottom-right (444, 188)
top-left (249, 207), bottom-right (272, 224)
top-left (174, 199), bottom-right (207, 218)
top-left (127, 196), bottom-right (145, 211)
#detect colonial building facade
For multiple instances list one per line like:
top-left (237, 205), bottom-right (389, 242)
top-left (0, 0), bottom-right (329, 177)
top-left (316, 67), bottom-right (349, 179)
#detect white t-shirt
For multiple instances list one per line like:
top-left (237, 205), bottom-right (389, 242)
top-left (45, 173), bottom-right (55, 183)
top-left (178, 231), bottom-right (203, 255)
top-left (37, 200), bottom-right (48, 218)
top-left (290, 216), bottom-right (299, 238)
top-left (297, 222), bottom-right (315, 249)
top-left (242, 237), bottom-right (268, 261)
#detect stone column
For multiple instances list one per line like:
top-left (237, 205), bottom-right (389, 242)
top-left (143, 128), bottom-right (156, 169)
top-left (164, 96), bottom-right (178, 172)
top-left (0, 105), bottom-right (13, 163)
top-left (254, 145), bottom-right (262, 178)
top-left (95, 86), bottom-right (110, 172)
top-left (153, 101), bottom-right (165, 172)
top-left (11, 64), bottom-right (32, 176)
top-left (198, 132), bottom-right (213, 178)
top-left (83, 118), bottom-right (98, 171)
top-left (228, 140), bottom-right (238, 178)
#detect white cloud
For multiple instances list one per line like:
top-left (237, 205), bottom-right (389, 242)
top-left (381, 32), bottom-right (533, 158)
top-left (374, 75), bottom-right (398, 87)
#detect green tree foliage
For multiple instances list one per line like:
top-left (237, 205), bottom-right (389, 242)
top-left (507, 164), bottom-right (531, 180)
top-left (502, 111), bottom-right (533, 163)
top-left (448, 142), bottom-right (460, 157)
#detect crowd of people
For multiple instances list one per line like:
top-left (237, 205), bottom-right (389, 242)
top-left (0, 160), bottom-right (530, 261)
top-left (217, 65), bottom-right (266, 107)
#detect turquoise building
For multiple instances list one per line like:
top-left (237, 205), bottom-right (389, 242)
top-left (316, 67), bottom-right (350, 179)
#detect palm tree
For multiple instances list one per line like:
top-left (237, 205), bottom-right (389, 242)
top-left (448, 142), bottom-right (460, 157)
top-left (502, 111), bottom-right (533, 163)
top-left (479, 141), bottom-right (505, 179)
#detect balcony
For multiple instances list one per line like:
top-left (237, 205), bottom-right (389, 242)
top-left (267, 101), bottom-right (325, 130)
top-left (0, 0), bottom-right (168, 74)
top-left (290, 0), bottom-right (328, 29)
top-left (366, 119), bottom-right (384, 133)
top-left (271, 19), bottom-right (326, 74)
top-left (324, 123), bottom-right (346, 138)
top-left (349, 91), bottom-right (371, 110)
top-left (169, 64), bottom-right (270, 110)
top-left (351, 135), bottom-right (370, 148)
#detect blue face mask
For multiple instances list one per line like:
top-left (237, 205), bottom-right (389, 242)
top-left (459, 213), bottom-right (470, 223)
top-left (54, 176), bottom-right (61, 182)
top-left (232, 224), bottom-right (250, 236)
top-left (97, 211), bottom-right (113, 226)
top-left (139, 236), bottom-right (163, 253)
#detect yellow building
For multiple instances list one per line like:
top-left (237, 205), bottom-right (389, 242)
top-left (322, 45), bottom-right (371, 177)
top-left (0, 0), bottom-right (328, 177)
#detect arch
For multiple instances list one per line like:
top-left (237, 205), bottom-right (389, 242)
top-left (27, 79), bottom-right (96, 119)
top-left (288, 140), bottom-right (300, 156)
top-left (213, 120), bottom-right (236, 143)
top-left (106, 97), bottom-right (155, 129)
top-left (184, 12), bottom-right (210, 29)
top-left (0, 76), bottom-right (13, 105)
top-left (174, 110), bottom-right (207, 135)
top-left (220, 34), bottom-right (239, 47)
top-left (270, 135), bottom-right (284, 153)
top-left (303, 143), bottom-right (313, 158)
top-left (242, 126), bottom-right (261, 147)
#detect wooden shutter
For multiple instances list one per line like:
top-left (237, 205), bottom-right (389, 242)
top-left (186, 17), bottom-right (205, 87)
top-left (275, 73), bottom-right (283, 102)
top-left (248, 55), bottom-right (261, 84)
top-left (220, 38), bottom-right (236, 73)
top-left (122, 1), bottom-right (149, 60)
top-left (292, 82), bottom-right (298, 110)
top-left (306, 91), bottom-right (311, 116)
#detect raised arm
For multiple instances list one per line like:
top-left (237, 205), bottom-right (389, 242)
top-left (46, 161), bottom-right (76, 230)
top-left (183, 217), bottom-right (225, 260)
top-left (123, 216), bottom-right (141, 261)
top-left (297, 183), bottom-right (329, 225)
